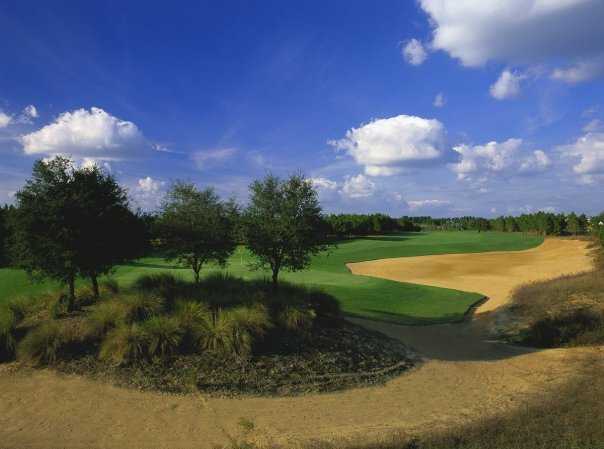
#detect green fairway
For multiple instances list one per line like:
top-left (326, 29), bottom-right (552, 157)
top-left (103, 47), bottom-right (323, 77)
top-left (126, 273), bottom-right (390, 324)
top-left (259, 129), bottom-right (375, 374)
top-left (0, 231), bottom-right (543, 324)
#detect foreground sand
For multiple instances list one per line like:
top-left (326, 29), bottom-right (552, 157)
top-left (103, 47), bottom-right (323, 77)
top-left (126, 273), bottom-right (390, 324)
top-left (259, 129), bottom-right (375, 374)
top-left (0, 238), bottom-right (597, 449)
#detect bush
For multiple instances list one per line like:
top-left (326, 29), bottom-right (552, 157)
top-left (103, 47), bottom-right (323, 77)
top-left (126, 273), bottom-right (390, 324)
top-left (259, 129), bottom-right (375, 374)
top-left (306, 289), bottom-right (341, 319)
top-left (277, 305), bottom-right (315, 334)
top-left (526, 309), bottom-right (604, 348)
top-left (133, 273), bottom-right (182, 306)
top-left (100, 278), bottom-right (120, 295)
top-left (6, 296), bottom-right (33, 322)
top-left (99, 324), bottom-right (146, 365)
top-left (121, 294), bottom-right (164, 322)
top-left (0, 306), bottom-right (17, 359)
top-left (17, 321), bottom-right (65, 365)
top-left (86, 300), bottom-right (127, 337)
top-left (140, 316), bottom-right (182, 360)
top-left (173, 300), bottom-right (211, 349)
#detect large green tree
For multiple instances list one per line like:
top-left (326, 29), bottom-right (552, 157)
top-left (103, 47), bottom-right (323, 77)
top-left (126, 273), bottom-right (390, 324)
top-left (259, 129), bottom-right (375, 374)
top-left (13, 157), bottom-right (143, 308)
top-left (157, 182), bottom-right (237, 283)
top-left (243, 174), bottom-right (328, 285)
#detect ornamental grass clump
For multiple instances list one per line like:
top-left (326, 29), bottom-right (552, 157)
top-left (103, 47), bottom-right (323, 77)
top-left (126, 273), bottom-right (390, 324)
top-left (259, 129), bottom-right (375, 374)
top-left (0, 306), bottom-right (17, 359)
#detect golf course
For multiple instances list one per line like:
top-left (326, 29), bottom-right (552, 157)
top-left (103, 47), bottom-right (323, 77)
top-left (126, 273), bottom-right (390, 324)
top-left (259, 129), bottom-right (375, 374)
top-left (0, 231), bottom-right (543, 324)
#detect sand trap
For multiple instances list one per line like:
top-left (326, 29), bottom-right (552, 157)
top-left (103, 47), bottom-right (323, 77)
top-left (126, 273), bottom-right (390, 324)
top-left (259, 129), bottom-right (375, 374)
top-left (347, 238), bottom-right (594, 313)
top-left (0, 238), bottom-right (597, 449)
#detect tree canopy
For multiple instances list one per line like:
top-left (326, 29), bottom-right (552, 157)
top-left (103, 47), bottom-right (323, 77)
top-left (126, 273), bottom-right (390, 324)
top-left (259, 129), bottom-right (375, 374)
top-left (243, 174), bottom-right (328, 284)
top-left (13, 157), bottom-right (144, 308)
top-left (157, 182), bottom-right (237, 283)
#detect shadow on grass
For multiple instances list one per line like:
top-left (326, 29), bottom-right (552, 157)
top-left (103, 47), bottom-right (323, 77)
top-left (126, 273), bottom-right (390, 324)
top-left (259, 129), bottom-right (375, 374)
top-left (123, 261), bottom-right (186, 270)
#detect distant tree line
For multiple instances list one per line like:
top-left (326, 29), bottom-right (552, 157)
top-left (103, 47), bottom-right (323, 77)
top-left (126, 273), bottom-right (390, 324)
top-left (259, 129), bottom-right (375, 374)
top-left (324, 214), bottom-right (419, 238)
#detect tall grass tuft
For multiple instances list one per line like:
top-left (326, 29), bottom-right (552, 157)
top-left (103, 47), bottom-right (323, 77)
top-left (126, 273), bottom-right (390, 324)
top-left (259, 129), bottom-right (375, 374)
top-left (277, 305), bottom-right (315, 334)
top-left (86, 300), bottom-right (127, 337)
top-left (100, 278), bottom-right (120, 295)
top-left (99, 324), bottom-right (146, 365)
top-left (133, 273), bottom-right (182, 307)
top-left (121, 294), bottom-right (164, 322)
top-left (0, 306), bottom-right (17, 359)
top-left (17, 321), bottom-right (65, 365)
top-left (140, 316), bottom-right (182, 360)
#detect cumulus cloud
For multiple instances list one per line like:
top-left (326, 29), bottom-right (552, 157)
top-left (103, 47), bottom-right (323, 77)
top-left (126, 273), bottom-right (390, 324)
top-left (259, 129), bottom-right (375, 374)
top-left (0, 112), bottom-right (12, 128)
top-left (583, 119), bottom-right (603, 133)
top-left (519, 150), bottom-right (552, 173)
top-left (490, 70), bottom-right (525, 100)
top-left (558, 132), bottom-right (604, 182)
top-left (419, 0), bottom-right (604, 83)
top-left (402, 39), bottom-right (428, 66)
top-left (433, 92), bottom-right (446, 108)
top-left (132, 176), bottom-right (166, 210)
top-left (22, 105), bottom-right (38, 119)
top-left (329, 114), bottom-right (445, 176)
top-left (191, 148), bottom-right (237, 169)
top-left (20, 107), bottom-right (145, 159)
top-left (450, 138), bottom-right (552, 185)
top-left (340, 174), bottom-right (376, 198)
top-left (310, 177), bottom-right (338, 190)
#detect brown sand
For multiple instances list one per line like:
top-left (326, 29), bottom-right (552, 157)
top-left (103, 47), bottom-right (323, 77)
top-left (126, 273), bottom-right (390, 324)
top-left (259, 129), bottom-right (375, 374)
top-left (0, 239), bottom-right (597, 449)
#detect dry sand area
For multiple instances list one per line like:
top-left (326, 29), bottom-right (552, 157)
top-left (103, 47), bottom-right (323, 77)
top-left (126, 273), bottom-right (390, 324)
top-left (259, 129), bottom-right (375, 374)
top-left (0, 238), bottom-right (597, 449)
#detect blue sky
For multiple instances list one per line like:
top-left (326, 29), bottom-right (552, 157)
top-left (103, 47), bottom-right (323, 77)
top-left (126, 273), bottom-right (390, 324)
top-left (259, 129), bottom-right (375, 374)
top-left (1, 0), bottom-right (603, 216)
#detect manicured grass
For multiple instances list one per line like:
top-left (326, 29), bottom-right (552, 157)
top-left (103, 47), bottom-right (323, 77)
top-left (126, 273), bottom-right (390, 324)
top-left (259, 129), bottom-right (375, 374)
top-left (0, 231), bottom-right (543, 324)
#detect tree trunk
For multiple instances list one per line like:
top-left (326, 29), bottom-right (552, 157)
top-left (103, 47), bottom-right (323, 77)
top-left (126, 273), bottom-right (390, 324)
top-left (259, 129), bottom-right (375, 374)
top-left (91, 274), bottom-right (99, 298)
top-left (194, 268), bottom-right (201, 284)
top-left (271, 267), bottom-right (279, 286)
top-left (67, 275), bottom-right (76, 312)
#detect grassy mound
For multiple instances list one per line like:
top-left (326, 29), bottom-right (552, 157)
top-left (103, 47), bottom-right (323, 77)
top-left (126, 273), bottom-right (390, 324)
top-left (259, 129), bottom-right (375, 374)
top-left (4, 274), bottom-right (414, 395)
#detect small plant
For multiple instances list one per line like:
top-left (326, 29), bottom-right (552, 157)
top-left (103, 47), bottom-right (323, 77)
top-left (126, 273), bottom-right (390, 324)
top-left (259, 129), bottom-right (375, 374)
top-left (17, 321), bottom-right (65, 365)
top-left (0, 306), bottom-right (17, 359)
top-left (140, 316), bottom-right (182, 360)
top-left (6, 296), bottom-right (33, 322)
top-left (173, 300), bottom-right (211, 349)
top-left (99, 324), bottom-right (146, 365)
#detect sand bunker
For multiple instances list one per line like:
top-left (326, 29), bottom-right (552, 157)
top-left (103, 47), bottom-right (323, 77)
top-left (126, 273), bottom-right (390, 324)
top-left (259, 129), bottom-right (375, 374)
top-left (0, 238), bottom-right (597, 449)
top-left (347, 238), bottom-right (594, 313)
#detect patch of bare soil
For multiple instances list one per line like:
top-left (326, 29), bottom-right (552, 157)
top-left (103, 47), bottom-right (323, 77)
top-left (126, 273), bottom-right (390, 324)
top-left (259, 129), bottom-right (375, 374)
top-left (0, 239), bottom-right (598, 449)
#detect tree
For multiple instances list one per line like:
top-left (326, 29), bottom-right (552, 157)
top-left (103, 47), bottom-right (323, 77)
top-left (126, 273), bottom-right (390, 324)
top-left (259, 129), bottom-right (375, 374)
top-left (243, 174), bottom-right (328, 285)
top-left (158, 182), bottom-right (237, 283)
top-left (13, 157), bottom-right (142, 309)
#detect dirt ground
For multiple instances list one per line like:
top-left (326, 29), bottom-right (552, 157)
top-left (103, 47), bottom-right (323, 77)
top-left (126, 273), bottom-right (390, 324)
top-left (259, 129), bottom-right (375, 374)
top-left (0, 238), bottom-right (598, 449)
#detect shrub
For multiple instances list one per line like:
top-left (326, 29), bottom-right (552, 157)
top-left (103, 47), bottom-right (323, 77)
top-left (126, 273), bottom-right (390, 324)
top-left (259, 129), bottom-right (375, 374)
top-left (100, 278), bottom-right (120, 295)
top-left (6, 296), bottom-right (33, 322)
top-left (48, 294), bottom-right (70, 319)
top-left (17, 321), bottom-right (65, 365)
top-left (305, 289), bottom-right (341, 319)
top-left (86, 300), bottom-right (127, 337)
top-left (133, 273), bottom-right (182, 306)
top-left (173, 300), bottom-right (211, 349)
top-left (99, 324), bottom-right (146, 365)
top-left (121, 294), bottom-right (164, 322)
top-left (75, 286), bottom-right (97, 307)
top-left (277, 305), bottom-right (315, 334)
top-left (0, 306), bottom-right (17, 359)
top-left (526, 309), bottom-right (604, 348)
top-left (140, 316), bottom-right (182, 360)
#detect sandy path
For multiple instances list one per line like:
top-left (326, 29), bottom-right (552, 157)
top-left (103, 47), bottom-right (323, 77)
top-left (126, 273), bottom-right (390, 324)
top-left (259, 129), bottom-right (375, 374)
top-left (347, 238), bottom-right (594, 314)
top-left (0, 239), bottom-right (596, 449)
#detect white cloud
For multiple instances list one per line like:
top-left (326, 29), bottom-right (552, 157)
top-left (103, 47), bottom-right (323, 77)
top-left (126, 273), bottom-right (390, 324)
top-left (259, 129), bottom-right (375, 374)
top-left (310, 177), bottom-right (338, 190)
top-left (551, 58), bottom-right (604, 84)
top-left (191, 148), bottom-right (237, 169)
top-left (340, 174), bottom-right (376, 198)
top-left (20, 107), bottom-right (145, 159)
top-left (519, 150), bottom-right (552, 173)
top-left (329, 114), bottom-right (445, 176)
top-left (450, 138), bottom-right (523, 180)
top-left (23, 105), bottom-right (38, 119)
top-left (132, 176), bottom-right (166, 211)
top-left (433, 92), bottom-right (446, 108)
top-left (450, 138), bottom-right (552, 185)
top-left (583, 119), bottom-right (603, 133)
top-left (0, 112), bottom-right (12, 128)
top-left (402, 38), bottom-right (428, 66)
top-left (490, 70), bottom-right (525, 100)
top-left (408, 199), bottom-right (451, 210)
top-left (420, 0), bottom-right (604, 66)
top-left (558, 132), bottom-right (604, 180)
top-left (80, 158), bottom-right (112, 172)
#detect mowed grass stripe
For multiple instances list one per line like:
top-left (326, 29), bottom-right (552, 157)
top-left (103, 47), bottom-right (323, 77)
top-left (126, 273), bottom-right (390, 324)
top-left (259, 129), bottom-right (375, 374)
top-left (0, 231), bottom-right (543, 325)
